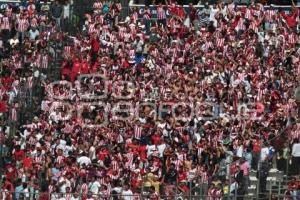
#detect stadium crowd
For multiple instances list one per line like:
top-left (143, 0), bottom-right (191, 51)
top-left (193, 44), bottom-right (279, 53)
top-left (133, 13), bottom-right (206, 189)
top-left (1, 0), bottom-right (300, 199)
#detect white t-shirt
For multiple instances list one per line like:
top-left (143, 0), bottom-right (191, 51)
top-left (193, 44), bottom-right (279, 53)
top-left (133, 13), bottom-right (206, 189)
top-left (147, 145), bottom-right (156, 157)
top-left (58, 177), bottom-right (71, 193)
top-left (157, 144), bottom-right (166, 158)
top-left (260, 147), bottom-right (269, 161)
top-left (89, 181), bottom-right (101, 194)
top-left (121, 189), bottom-right (134, 200)
top-left (209, 6), bottom-right (219, 26)
top-left (77, 156), bottom-right (92, 166)
top-left (89, 146), bottom-right (96, 160)
top-left (29, 29), bottom-right (39, 40)
top-left (9, 38), bottom-right (19, 46)
top-left (188, 168), bottom-right (197, 181)
top-left (292, 143), bottom-right (300, 157)
top-left (236, 145), bottom-right (244, 158)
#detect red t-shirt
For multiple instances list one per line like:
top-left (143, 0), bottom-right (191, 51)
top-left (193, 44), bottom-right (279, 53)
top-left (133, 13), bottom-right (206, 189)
top-left (178, 171), bottom-right (187, 182)
top-left (38, 193), bottom-right (49, 200)
top-left (97, 149), bottom-right (109, 161)
top-left (80, 62), bottom-right (90, 74)
top-left (151, 134), bottom-right (161, 145)
top-left (23, 157), bottom-right (33, 168)
top-left (91, 38), bottom-right (100, 52)
top-left (281, 9), bottom-right (299, 28)
top-left (138, 145), bottom-right (147, 160)
top-left (252, 140), bottom-right (261, 154)
top-left (14, 150), bottom-right (25, 161)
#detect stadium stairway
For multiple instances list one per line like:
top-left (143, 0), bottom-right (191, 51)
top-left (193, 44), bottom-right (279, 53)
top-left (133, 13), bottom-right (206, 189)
top-left (248, 168), bottom-right (290, 198)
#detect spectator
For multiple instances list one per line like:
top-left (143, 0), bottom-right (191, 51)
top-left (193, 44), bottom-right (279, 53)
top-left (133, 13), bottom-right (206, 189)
top-left (50, 0), bottom-right (63, 29)
top-left (291, 139), bottom-right (300, 175)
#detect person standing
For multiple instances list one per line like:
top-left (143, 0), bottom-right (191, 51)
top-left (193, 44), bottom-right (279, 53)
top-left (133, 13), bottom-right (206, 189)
top-left (291, 139), bottom-right (300, 175)
top-left (258, 160), bottom-right (269, 195)
top-left (143, 6), bottom-right (152, 35)
top-left (156, 3), bottom-right (167, 28)
top-left (15, 13), bottom-right (29, 44)
top-left (121, 184), bottom-right (134, 200)
top-left (240, 158), bottom-right (250, 194)
top-left (50, 1), bottom-right (63, 30)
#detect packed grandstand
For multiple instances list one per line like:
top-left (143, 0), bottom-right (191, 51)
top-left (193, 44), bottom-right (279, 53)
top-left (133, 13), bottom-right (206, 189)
top-left (0, 0), bottom-right (300, 199)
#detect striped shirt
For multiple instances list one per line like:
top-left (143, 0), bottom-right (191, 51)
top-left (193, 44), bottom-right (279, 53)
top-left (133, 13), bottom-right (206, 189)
top-left (236, 18), bottom-right (245, 31)
top-left (245, 8), bottom-right (253, 20)
top-left (288, 33), bottom-right (298, 44)
top-left (93, 2), bottom-right (103, 10)
top-left (41, 55), bottom-right (49, 69)
top-left (157, 6), bottom-right (166, 20)
top-left (143, 9), bottom-right (151, 20)
top-left (27, 76), bottom-right (33, 88)
top-left (11, 107), bottom-right (17, 121)
top-left (134, 125), bottom-right (142, 139)
top-left (1, 16), bottom-right (10, 30)
top-left (30, 17), bottom-right (38, 28)
top-left (265, 10), bottom-right (276, 22)
top-left (16, 18), bottom-right (29, 32)
top-left (216, 38), bottom-right (225, 48)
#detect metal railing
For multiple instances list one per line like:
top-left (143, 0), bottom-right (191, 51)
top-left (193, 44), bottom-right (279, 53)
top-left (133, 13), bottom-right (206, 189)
top-left (0, 191), bottom-right (298, 200)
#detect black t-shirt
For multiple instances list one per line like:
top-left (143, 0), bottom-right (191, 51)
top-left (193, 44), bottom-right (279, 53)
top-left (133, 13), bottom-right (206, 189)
top-left (165, 168), bottom-right (178, 184)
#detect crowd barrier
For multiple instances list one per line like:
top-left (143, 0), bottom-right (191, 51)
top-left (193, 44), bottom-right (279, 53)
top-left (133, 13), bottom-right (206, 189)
top-left (128, 2), bottom-right (298, 19)
top-left (0, 191), bottom-right (297, 200)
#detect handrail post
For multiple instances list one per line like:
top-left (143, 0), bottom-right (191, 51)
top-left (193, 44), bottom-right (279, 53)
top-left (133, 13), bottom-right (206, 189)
top-left (234, 181), bottom-right (237, 200)
top-left (189, 181), bottom-right (192, 200)
top-left (269, 180), bottom-right (272, 200)
top-left (278, 180), bottom-right (281, 199)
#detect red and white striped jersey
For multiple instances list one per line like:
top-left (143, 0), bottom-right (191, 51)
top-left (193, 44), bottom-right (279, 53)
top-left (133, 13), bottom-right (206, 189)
top-left (30, 17), bottom-right (38, 28)
top-left (64, 46), bottom-right (71, 56)
top-left (11, 107), bottom-right (17, 121)
top-left (172, 159), bottom-right (183, 170)
top-left (41, 55), bottom-right (49, 69)
top-left (245, 8), bottom-right (253, 20)
top-left (265, 10), bottom-right (276, 22)
top-left (236, 18), bottom-right (245, 31)
top-left (111, 160), bottom-right (119, 171)
top-left (200, 171), bottom-right (208, 183)
top-left (35, 155), bottom-right (43, 163)
top-left (81, 183), bottom-right (89, 194)
top-left (93, 2), bottom-right (103, 10)
top-left (143, 9), bottom-right (151, 20)
top-left (134, 125), bottom-right (142, 139)
top-left (157, 6), bottom-right (166, 20)
top-left (27, 76), bottom-right (33, 88)
top-left (1, 16), bottom-right (10, 30)
top-left (118, 27), bottom-right (126, 38)
top-left (16, 18), bottom-right (29, 32)
top-left (116, 3), bottom-right (122, 12)
top-left (249, 21), bottom-right (258, 32)
top-left (125, 152), bottom-right (134, 168)
top-left (48, 185), bottom-right (54, 193)
top-left (216, 38), bottom-right (225, 48)
top-left (292, 128), bottom-right (300, 139)
top-left (95, 15), bottom-right (104, 24)
top-left (131, 12), bottom-right (138, 23)
top-left (56, 155), bottom-right (65, 165)
top-left (15, 61), bottom-right (22, 69)
top-left (65, 193), bottom-right (72, 200)
top-left (204, 41), bottom-right (213, 51)
top-left (88, 23), bottom-right (96, 34)
top-left (288, 33), bottom-right (298, 44)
